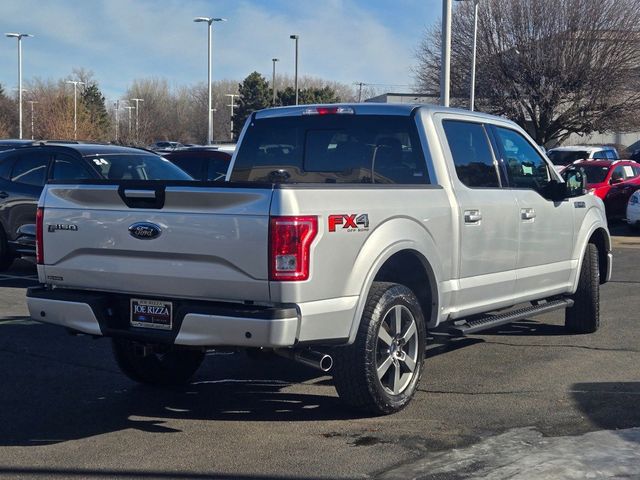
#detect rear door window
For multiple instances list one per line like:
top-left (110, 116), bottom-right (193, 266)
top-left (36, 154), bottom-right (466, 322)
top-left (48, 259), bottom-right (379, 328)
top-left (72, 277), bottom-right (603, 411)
top-left (230, 114), bottom-right (429, 184)
top-left (207, 157), bottom-right (231, 181)
top-left (11, 152), bottom-right (50, 186)
top-left (622, 165), bottom-right (637, 179)
top-left (442, 120), bottom-right (500, 188)
top-left (52, 154), bottom-right (92, 181)
top-left (0, 152), bottom-right (17, 180)
top-left (166, 155), bottom-right (205, 180)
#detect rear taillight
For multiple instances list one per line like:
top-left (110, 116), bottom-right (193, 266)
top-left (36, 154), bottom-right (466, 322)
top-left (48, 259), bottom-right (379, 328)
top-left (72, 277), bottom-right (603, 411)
top-left (269, 216), bottom-right (318, 281)
top-left (36, 207), bottom-right (44, 265)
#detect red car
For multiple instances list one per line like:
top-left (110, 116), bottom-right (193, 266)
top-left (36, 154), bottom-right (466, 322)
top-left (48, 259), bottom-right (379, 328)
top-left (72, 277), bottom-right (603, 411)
top-left (574, 160), bottom-right (640, 218)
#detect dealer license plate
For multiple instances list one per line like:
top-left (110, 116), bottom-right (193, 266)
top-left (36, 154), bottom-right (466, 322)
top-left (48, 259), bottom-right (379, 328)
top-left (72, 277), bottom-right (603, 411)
top-left (130, 298), bottom-right (173, 330)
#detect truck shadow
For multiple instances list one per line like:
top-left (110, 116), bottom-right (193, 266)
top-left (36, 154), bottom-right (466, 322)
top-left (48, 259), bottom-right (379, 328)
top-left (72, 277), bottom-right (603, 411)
top-left (0, 317), bottom-right (573, 447)
top-left (571, 382), bottom-right (640, 435)
top-left (1, 320), bottom-right (386, 447)
top-left (0, 466), bottom-right (309, 480)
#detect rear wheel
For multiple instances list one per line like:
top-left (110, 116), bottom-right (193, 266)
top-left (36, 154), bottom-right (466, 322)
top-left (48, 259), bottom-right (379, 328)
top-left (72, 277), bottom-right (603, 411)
top-left (0, 228), bottom-right (15, 272)
top-left (112, 339), bottom-right (204, 386)
top-left (565, 243), bottom-right (600, 333)
top-left (332, 282), bottom-right (426, 415)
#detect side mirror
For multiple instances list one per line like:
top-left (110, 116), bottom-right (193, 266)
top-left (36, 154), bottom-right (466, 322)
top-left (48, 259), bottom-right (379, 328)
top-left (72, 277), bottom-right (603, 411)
top-left (610, 177), bottom-right (624, 185)
top-left (561, 166), bottom-right (587, 198)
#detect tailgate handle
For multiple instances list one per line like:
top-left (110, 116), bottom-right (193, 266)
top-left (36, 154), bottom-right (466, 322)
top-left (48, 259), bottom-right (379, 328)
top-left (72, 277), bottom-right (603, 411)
top-left (118, 185), bottom-right (165, 209)
top-left (123, 189), bottom-right (157, 199)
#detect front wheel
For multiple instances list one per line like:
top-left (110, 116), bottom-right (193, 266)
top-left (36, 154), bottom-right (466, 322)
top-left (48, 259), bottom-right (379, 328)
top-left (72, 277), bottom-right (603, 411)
top-left (565, 243), bottom-right (600, 333)
top-left (332, 282), bottom-right (426, 415)
top-left (112, 339), bottom-right (205, 386)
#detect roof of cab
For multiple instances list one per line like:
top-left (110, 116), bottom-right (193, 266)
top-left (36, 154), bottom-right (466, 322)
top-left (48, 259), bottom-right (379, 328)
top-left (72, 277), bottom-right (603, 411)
top-left (253, 102), bottom-right (518, 126)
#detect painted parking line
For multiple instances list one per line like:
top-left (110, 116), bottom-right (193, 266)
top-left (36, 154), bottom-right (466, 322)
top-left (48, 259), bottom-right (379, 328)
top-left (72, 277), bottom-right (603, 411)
top-left (0, 275), bottom-right (38, 281)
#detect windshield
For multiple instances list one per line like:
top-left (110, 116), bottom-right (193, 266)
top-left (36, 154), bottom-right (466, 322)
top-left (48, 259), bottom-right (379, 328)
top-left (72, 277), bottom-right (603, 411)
top-left (84, 153), bottom-right (192, 180)
top-left (580, 165), bottom-right (610, 184)
top-left (547, 150), bottom-right (590, 166)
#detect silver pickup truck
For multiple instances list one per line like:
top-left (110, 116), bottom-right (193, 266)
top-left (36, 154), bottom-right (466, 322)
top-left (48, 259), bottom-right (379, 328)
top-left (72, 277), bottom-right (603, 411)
top-left (27, 104), bottom-right (612, 415)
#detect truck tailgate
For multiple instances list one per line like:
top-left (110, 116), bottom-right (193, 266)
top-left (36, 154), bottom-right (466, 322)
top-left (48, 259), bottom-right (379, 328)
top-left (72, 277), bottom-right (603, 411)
top-left (39, 184), bottom-right (273, 302)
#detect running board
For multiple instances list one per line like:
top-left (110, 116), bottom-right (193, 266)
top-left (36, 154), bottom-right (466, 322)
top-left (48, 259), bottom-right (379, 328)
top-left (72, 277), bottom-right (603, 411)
top-left (448, 298), bottom-right (574, 336)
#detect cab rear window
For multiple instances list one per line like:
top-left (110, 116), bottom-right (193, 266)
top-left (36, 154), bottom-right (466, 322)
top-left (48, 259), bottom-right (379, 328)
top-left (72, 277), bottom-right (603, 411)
top-left (230, 114), bottom-right (429, 184)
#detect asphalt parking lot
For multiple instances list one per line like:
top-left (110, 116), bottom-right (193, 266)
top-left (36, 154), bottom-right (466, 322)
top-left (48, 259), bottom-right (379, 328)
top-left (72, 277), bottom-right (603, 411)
top-left (1, 225), bottom-right (639, 479)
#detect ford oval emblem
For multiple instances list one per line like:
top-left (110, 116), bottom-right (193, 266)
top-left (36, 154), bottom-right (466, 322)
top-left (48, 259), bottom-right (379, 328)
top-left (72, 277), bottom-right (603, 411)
top-left (129, 222), bottom-right (162, 240)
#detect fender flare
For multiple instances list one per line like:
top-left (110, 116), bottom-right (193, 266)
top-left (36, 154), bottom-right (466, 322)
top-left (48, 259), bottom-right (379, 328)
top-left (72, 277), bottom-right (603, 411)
top-left (570, 207), bottom-right (611, 292)
top-left (345, 217), bottom-right (445, 344)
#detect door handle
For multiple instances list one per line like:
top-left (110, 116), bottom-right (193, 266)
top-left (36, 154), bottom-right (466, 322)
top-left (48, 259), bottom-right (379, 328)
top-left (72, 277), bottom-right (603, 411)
top-left (0, 191), bottom-right (8, 199)
top-left (521, 208), bottom-right (536, 220)
top-left (464, 209), bottom-right (482, 224)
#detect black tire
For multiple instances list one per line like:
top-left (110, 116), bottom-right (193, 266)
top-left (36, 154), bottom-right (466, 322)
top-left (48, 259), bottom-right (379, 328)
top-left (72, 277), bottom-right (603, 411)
top-left (565, 243), bottom-right (600, 333)
top-left (112, 339), bottom-right (205, 386)
top-left (332, 282), bottom-right (426, 415)
top-left (0, 228), bottom-right (15, 272)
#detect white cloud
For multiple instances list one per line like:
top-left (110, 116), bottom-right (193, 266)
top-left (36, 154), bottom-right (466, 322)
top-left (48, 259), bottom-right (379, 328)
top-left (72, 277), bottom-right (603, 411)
top-left (0, 0), bottom-right (440, 100)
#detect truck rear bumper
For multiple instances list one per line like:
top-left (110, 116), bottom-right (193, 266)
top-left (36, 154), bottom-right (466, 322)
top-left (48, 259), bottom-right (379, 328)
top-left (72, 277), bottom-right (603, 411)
top-left (26, 287), bottom-right (299, 348)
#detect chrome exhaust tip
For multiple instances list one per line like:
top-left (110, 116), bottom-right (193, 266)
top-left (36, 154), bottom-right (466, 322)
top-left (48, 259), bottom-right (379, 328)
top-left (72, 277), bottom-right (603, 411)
top-left (275, 349), bottom-right (333, 372)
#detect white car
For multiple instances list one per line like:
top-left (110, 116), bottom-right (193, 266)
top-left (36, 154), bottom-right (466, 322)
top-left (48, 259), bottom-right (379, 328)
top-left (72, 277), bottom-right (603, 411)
top-left (627, 190), bottom-right (640, 230)
top-left (547, 146), bottom-right (619, 172)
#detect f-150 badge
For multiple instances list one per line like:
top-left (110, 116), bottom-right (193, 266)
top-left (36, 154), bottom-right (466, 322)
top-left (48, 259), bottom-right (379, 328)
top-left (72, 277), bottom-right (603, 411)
top-left (328, 214), bottom-right (369, 232)
top-left (48, 224), bottom-right (78, 232)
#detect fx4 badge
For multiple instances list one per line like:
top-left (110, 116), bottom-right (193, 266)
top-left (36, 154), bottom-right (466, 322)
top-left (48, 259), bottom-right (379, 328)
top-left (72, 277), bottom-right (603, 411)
top-left (48, 224), bottom-right (78, 232)
top-left (328, 214), bottom-right (370, 232)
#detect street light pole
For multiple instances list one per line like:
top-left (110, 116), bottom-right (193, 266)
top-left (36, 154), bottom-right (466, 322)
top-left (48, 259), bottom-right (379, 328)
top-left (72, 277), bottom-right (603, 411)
top-left (440, 0), bottom-right (452, 107)
top-left (271, 58), bottom-right (279, 106)
top-left (114, 100), bottom-right (120, 142)
top-left (130, 98), bottom-right (144, 143)
top-left (194, 16), bottom-right (227, 145)
top-left (355, 82), bottom-right (366, 103)
top-left (124, 106), bottom-right (134, 139)
top-left (470, 0), bottom-right (479, 111)
top-left (5, 33), bottom-right (33, 139)
top-left (454, 0), bottom-right (479, 110)
top-left (66, 80), bottom-right (86, 139)
top-left (289, 34), bottom-right (299, 105)
top-left (225, 93), bottom-right (237, 141)
top-left (28, 100), bottom-right (38, 140)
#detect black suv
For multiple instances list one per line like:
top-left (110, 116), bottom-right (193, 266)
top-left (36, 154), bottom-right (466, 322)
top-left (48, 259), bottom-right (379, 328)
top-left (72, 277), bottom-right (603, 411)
top-left (0, 139), bottom-right (36, 152)
top-left (162, 147), bottom-right (233, 181)
top-left (0, 143), bottom-right (191, 270)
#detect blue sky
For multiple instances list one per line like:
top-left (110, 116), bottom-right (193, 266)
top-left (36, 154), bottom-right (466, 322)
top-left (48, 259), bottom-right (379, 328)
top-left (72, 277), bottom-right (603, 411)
top-left (0, 0), bottom-right (441, 100)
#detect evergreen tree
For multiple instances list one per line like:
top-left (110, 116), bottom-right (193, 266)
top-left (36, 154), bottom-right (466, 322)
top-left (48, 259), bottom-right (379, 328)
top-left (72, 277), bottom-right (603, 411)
top-left (80, 83), bottom-right (109, 139)
top-left (277, 86), bottom-right (341, 107)
top-left (232, 72), bottom-right (270, 140)
top-left (0, 83), bottom-right (17, 138)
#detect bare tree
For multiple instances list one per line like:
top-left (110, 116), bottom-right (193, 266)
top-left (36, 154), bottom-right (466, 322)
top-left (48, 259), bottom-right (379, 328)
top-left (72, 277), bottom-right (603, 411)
top-left (414, 0), bottom-right (640, 145)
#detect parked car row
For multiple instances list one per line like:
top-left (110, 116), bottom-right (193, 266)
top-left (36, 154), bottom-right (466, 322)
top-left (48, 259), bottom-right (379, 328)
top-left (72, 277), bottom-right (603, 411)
top-left (544, 144), bottom-right (640, 224)
top-left (0, 142), bottom-right (233, 270)
top-left (572, 160), bottom-right (640, 219)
